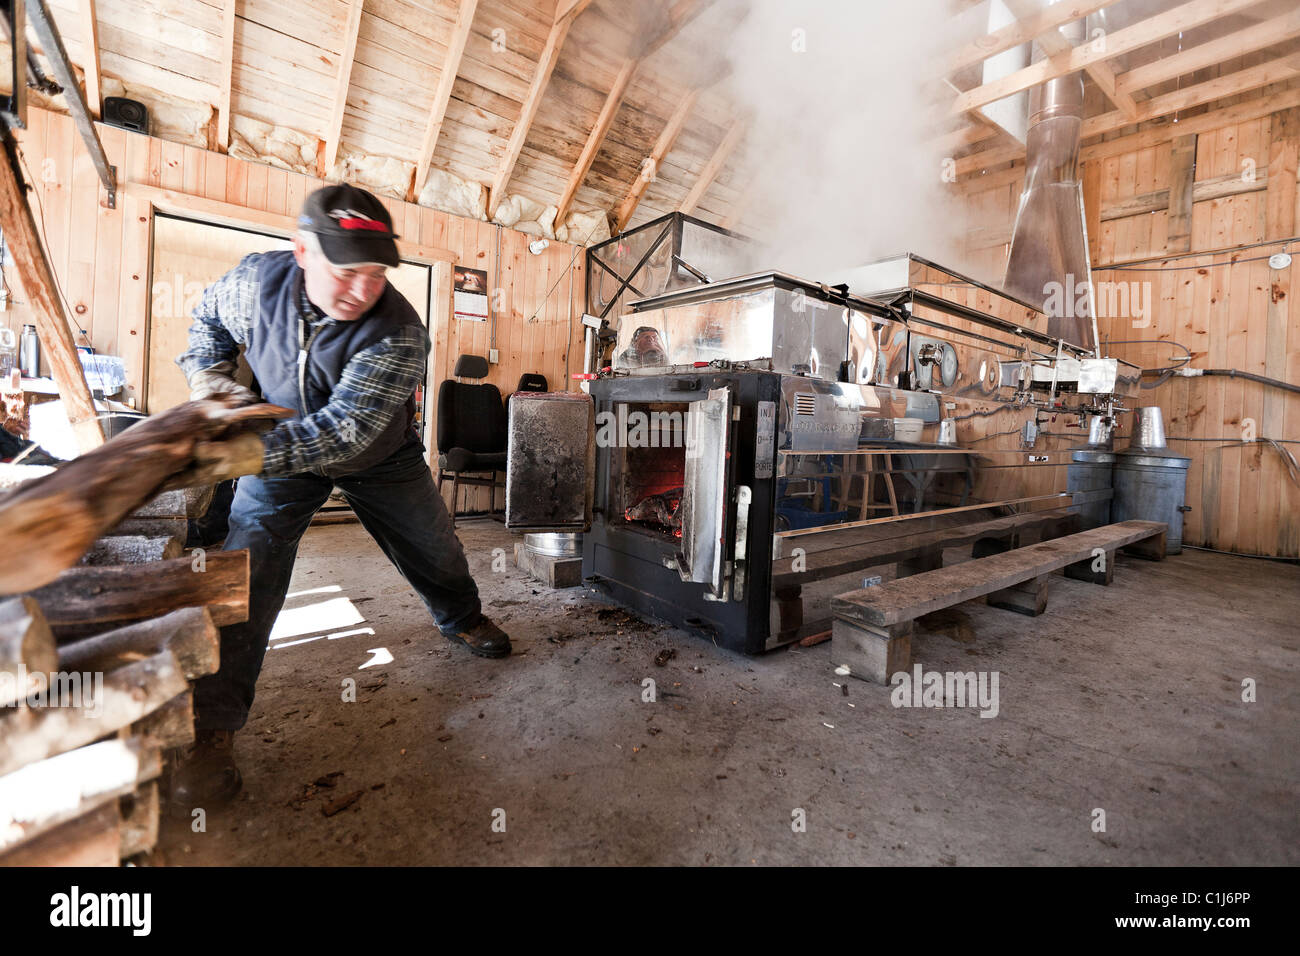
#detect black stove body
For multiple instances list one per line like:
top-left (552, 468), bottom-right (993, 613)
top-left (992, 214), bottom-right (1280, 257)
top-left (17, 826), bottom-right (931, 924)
top-left (582, 369), bottom-right (781, 654)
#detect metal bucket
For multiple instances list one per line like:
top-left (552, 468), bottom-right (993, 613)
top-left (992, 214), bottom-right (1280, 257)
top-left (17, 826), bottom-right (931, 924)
top-left (1130, 406), bottom-right (1167, 449)
top-left (525, 533), bottom-right (582, 558)
top-left (1066, 449), bottom-right (1115, 529)
top-left (1112, 450), bottom-right (1191, 554)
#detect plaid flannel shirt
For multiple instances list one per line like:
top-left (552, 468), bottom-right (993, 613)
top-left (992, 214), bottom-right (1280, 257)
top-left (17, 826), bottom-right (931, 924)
top-left (176, 254), bottom-right (428, 476)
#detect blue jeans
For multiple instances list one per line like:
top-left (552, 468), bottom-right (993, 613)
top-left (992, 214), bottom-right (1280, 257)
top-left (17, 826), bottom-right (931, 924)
top-left (194, 439), bottom-right (482, 731)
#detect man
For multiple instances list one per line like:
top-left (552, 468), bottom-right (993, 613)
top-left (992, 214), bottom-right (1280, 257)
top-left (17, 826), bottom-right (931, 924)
top-left (172, 184), bottom-right (510, 807)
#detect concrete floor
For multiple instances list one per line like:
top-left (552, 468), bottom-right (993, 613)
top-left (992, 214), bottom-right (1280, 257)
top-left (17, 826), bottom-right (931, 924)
top-left (157, 521), bottom-right (1300, 866)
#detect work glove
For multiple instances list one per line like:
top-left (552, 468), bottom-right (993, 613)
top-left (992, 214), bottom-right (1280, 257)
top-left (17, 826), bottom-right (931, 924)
top-left (188, 362), bottom-right (259, 404)
top-left (172, 431), bottom-right (267, 488)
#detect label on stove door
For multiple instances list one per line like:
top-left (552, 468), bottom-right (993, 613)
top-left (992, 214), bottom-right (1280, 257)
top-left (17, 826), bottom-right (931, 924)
top-left (755, 401), bottom-right (776, 479)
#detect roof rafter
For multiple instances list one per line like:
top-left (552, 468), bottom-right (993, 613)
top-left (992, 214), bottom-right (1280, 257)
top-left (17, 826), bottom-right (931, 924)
top-left (216, 0), bottom-right (237, 151)
top-left (486, 0), bottom-right (593, 219)
top-left (76, 0), bottom-right (101, 119)
top-left (410, 0), bottom-right (479, 202)
top-left (321, 0), bottom-right (364, 175)
top-left (951, 0), bottom-right (1262, 118)
top-left (614, 88), bottom-right (698, 233)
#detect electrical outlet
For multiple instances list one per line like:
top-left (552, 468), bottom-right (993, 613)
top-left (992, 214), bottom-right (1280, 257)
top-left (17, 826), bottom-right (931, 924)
top-left (489, 348), bottom-right (499, 364)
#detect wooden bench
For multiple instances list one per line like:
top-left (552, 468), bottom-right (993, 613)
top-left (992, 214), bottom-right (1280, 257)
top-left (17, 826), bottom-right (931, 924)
top-left (829, 520), bottom-right (1168, 683)
top-left (769, 508), bottom-right (1079, 646)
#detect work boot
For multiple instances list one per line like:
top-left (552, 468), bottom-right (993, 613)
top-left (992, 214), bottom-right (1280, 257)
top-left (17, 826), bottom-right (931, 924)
top-left (167, 730), bottom-right (243, 814)
top-left (442, 615), bottom-right (512, 658)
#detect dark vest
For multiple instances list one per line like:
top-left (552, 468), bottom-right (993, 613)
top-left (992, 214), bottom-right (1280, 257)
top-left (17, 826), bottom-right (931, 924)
top-left (243, 251), bottom-right (427, 476)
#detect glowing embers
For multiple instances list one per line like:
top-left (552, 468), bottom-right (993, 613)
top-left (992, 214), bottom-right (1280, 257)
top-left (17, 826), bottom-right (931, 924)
top-left (625, 486), bottom-right (684, 536)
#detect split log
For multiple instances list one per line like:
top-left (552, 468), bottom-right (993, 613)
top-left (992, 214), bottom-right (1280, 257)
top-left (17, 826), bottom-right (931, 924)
top-left (0, 737), bottom-right (160, 853)
top-left (26, 550), bottom-right (249, 640)
top-left (79, 535), bottom-right (184, 566)
top-left (134, 486), bottom-right (215, 519)
top-left (0, 596), bottom-right (57, 707)
top-left (0, 802), bottom-right (120, 866)
top-left (109, 516), bottom-right (188, 540)
top-left (0, 397), bottom-right (289, 593)
top-left (58, 606), bottom-right (218, 680)
top-left (132, 691), bottom-right (195, 750)
top-left (119, 782), bottom-right (161, 859)
top-left (0, 649), bottom-right (188, 776)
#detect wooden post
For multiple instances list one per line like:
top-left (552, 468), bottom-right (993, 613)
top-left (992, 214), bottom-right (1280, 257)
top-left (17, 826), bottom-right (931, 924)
top-left (0, 130), bottom-right (104, 452)
top-left (832, 619), bottom-right (912, 685)
top-left (987, 573), bottom-right (1050, 616)
top-left (1167, 133), bottom-right (1197, 254)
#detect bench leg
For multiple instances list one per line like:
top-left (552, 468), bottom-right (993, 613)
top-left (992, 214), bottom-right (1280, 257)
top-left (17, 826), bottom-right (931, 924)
top-left (1064, 548), bottom-right (1116, 585)
top-left (1123, 532), bottom-right (1167, 560)
top-left (773, 585), bottom-right (803, 643)
top-left (832, 618), bottom-right (913, 684)
top-left (972, 534), bottom-right (1016, 559)
top-left (988, 573), bottom-right (1050, 616)
top-left (897, 548), bottom-right (942, 578)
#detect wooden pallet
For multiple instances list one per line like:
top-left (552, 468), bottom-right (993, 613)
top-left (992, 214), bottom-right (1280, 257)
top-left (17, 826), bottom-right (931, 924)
top-left (830, 520), bottom-right (1168, 683)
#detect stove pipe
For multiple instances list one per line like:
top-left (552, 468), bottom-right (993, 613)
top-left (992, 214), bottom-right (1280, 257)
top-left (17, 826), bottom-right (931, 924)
top-left (1002, 17), bottom-right (1097, 352)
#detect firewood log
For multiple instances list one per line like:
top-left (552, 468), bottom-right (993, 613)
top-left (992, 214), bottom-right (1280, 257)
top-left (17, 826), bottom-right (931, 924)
top-left (131, 691), bottom-right (195, 750)
top-left (0, 737), bottom-right (160, 854)
top-left (79, 535), bottom-right (184, 566)
top-left (0, 802), bottom-right (120, 866)
top-left (0, 397), bottom-right (288, 593)
top-left (26, 550), bottom-right (249, 640)
top-left (0, 596), bottom-right (57, 707)
top-left (0, 649), bottom-right (188, 776)
top-left (58, 606), bottom-right (218, 680)
top-left (119, 782), bottom-right (161, 860)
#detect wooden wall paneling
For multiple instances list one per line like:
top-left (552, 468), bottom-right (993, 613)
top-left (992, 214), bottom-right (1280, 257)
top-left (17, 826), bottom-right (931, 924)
top-left (68, 124), bottom-right (101, 350)
top-left (116, 132), bottom-right (153, 410)
top-left (1218, 244), bottom-right (1251, 552)
top-left (181, 145), bottom-right (205, 197)
top-left (264, 167), bottom-right (289, 216)
top-left (1237, 257), bottom-right (1272, 556)
top-left (40, 109), bottom-right (73, 322)
top-left (203, 150), bottom-right (227, 202)
top-left (91, 124), bottom-right (127, 358)
top-left (245, 161), bottom-right (268, 211)
top-left (1282, 255), bottom-right (1300, 557)
top-left (160, 139), bottom-right (185, 192)
top-left (507, 230), bottom-right (526, 381)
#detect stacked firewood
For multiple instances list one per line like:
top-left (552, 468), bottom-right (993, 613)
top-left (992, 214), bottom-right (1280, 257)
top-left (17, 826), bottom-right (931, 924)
top-left (0, 398), bottom-right (286, 865)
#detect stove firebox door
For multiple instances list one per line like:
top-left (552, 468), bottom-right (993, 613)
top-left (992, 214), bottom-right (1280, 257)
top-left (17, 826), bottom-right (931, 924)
top-left (504, 391), bottom-right (596, 531)
top-left (676, 387), bottom-right (732, 595)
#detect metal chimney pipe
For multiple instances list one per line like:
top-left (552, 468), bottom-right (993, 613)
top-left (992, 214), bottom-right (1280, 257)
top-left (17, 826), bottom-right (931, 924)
top-left (1002, 17), bottom-right (1097, 351)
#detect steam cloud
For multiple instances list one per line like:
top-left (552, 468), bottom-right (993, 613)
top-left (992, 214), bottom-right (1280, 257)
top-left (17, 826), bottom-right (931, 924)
top-left (703, 0), bottom-right (984, 283)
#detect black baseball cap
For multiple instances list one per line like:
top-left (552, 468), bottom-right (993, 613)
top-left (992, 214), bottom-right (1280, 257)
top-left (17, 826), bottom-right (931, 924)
top-left (298, 184), bottom-right (401, 268)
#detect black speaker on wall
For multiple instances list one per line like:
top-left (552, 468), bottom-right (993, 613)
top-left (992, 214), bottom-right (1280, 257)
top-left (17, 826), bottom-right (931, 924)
top-left (103, 97), bottom-right (149, 135)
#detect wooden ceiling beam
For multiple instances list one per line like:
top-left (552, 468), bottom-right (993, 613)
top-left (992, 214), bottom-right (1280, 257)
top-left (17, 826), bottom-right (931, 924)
top-left (999, 0), bottom-right (1139, 120)
top-left (956, 51), bottom-right (1300, 179)
top-left (1115, 6), bottom-right (1300, 97)
top-left (948, 0), bottom-right (1117, 76)
top-left (614, 88), bottom-right (698, 233)
top-left (679, 119), bottom-right (743, 214)
top-left (555, 56), bottom-right (636, 225)
top-left (216, 0), bottom-right (237, 151)
top-left (552, 0), bottom-right (711, 226)
top-left (1081, 50), bottom-right (1300, 139)
top-left (951, 0), bottom-right (1263, 118)
top-left (485, 0), bottom-right (593, 219)
top-left (321, 0), bottom-right (364, 176)
top-left (76, 0), bottom-right (101, 119)
top-left (410, 0), bottom-right (478, 203)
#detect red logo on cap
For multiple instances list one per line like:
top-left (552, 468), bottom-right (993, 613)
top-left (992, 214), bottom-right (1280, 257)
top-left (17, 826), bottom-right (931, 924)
top-left (330, 208), bottom-right (387, 232)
